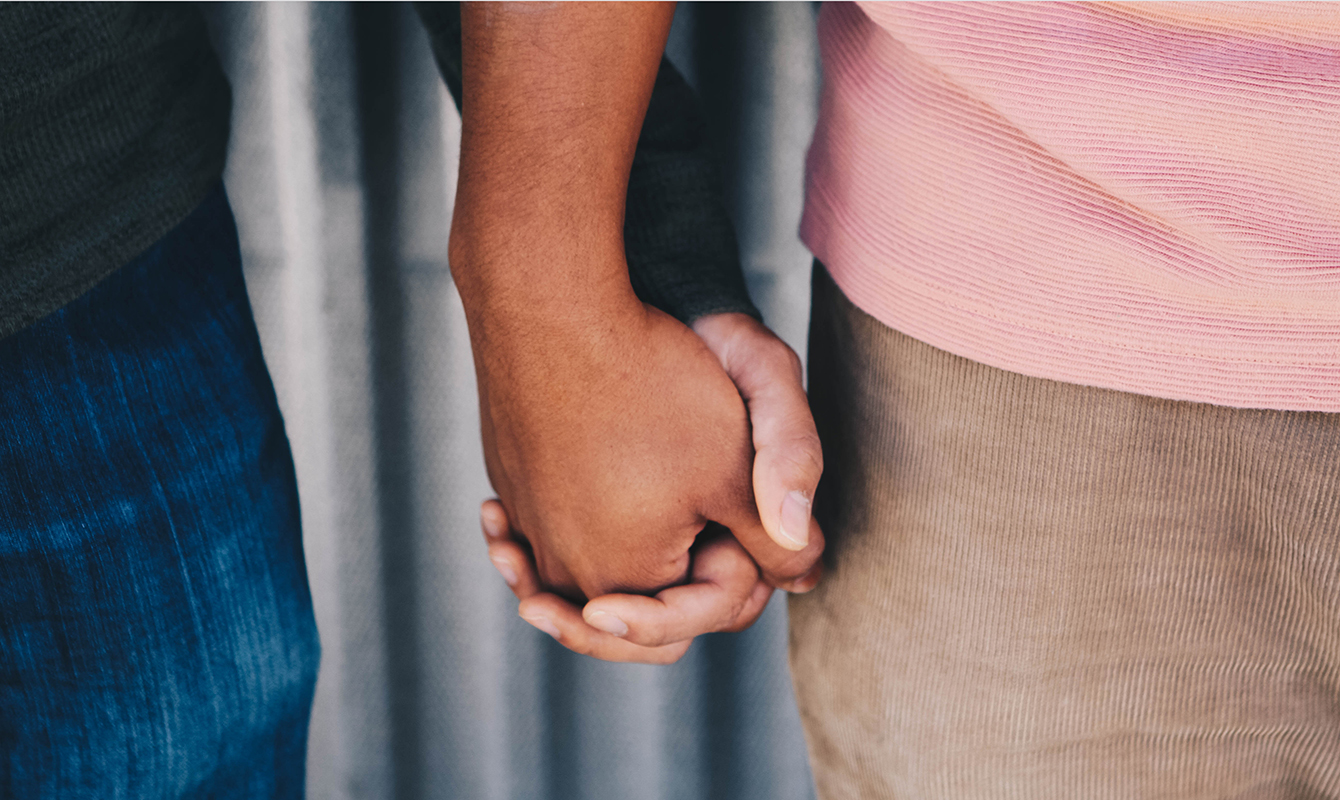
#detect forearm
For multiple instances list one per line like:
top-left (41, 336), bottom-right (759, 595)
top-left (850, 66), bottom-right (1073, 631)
top-left (419, 2), bottom-right (761, 326)
top-left (449, 2), bottom-right (675, 333)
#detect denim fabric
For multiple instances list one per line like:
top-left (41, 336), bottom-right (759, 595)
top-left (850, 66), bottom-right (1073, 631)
top-left (0, 185), bottom-right (319, 798)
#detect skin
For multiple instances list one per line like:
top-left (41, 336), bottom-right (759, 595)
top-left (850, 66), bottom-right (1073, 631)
top-left (452, 2), bottom-right (825, 662)
top-left (484, 312), bottom-right (826, 662)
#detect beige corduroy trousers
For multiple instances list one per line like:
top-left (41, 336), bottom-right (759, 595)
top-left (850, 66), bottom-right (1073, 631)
top-left (791, 265), bottom-right (1340, 799)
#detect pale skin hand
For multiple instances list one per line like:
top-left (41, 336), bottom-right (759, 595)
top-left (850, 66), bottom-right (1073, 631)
top-left (483, 312), bottom-right (825, 663)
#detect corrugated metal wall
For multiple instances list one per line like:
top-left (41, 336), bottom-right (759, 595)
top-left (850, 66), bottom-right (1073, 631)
top-left (202, 5), bottom-right (821, 798)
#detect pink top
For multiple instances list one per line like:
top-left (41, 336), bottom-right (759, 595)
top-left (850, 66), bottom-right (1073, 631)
top-left (801, 2), bottom-right (1340, 411)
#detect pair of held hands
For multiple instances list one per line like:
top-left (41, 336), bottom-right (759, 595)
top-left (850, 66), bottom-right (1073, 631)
top-left (474, 306), bottom-right (826, 664)
top-left (452, 0), bottom-right (821, 665)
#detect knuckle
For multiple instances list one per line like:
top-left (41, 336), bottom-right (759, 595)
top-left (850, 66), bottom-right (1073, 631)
top-left (722, 602), bottom-right (764, 633)
top-left (717, 596), bottom-right (749, 632)
top-left (635, 622), bottom-right (670, 649)
top-left (736, 337), bottom-right (801, 387)
top-left (652, 555), bottom-right (691, 588)
top-left (776, 343), bottom-right (804, 376)
top-left (761, 344), bottom-right (803, 385)
top-left (567, 636), bottom-right (597, 658)
top-left (752, 336), bottom-right (799, 370)
top-left (775, 441), bottom-right (823, 480)
top-left (756, 426), bottom-right (823, 475)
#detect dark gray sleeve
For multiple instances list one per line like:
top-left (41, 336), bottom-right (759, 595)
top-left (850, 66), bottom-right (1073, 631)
top-left (415, 2), bottom-right (761, 324)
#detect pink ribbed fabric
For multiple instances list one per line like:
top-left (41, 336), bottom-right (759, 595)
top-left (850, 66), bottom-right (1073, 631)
top-left (800, 2), bottom-right (1340, 411)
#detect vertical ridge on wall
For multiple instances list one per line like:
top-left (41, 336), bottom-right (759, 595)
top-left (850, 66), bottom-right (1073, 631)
top-left (205, 4), bottom-right (820, 798)
top-left (204, 4), bottom-right (396, 798)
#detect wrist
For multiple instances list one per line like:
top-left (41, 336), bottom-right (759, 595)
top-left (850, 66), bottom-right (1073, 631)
top-left (447, 231), bottom-right (645, 377)
top-left (449, 217), bottom-right (643, 332)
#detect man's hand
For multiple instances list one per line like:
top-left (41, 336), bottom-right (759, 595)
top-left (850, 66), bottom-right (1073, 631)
top-left (483, 311), bottom-right (825, 663)
top-left (693, 313), bottom-right (825, 568)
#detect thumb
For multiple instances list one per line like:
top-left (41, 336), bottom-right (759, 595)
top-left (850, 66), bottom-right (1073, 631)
top-left (693, 313), bottom-right (825, 588)
top-left (744, 351), bottom-right (823, 553)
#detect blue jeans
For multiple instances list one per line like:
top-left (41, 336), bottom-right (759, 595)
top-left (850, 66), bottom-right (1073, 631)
top-left (0, 186), bottom-right (320, 798)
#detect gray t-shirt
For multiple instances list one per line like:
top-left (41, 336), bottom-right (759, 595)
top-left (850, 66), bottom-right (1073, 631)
top-left (0, 3), bottom-right (230, 339)
top-left (0, 2), bottom-right (756, 341)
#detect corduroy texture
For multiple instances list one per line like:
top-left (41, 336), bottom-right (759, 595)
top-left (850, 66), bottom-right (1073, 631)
top-left (801, 2), bottom-right (1340, 412)
top-left (792, 264), bottom-right (1340, 799)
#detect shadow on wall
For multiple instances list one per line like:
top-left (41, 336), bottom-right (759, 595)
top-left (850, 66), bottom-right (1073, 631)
top-left (204, 3), bottom-right (821, 799)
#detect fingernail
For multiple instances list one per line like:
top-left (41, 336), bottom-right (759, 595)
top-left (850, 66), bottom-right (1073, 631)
top-left (585, 610), bottom-right (628, 637)
top-left (522, 614), bottom-right (560, 639)
top-left (481, 505), bottom-right (507, 539)
top-left (490, 555), bottom-right (518, 586)
top-left (778, 490), bottom-right (811, 550)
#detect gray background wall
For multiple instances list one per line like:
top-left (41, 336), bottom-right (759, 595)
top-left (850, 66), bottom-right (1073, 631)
top-left (202, 5), bottom-right (822, 798)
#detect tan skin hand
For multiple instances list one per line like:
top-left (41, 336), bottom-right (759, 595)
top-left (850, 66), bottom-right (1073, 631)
top-left (473, 295), bottom-right (766, 600)
top-left (480, 311), bottom-right (826, 664)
